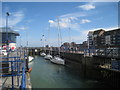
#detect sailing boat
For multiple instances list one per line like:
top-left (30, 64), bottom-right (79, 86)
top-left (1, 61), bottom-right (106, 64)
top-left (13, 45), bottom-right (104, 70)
top-left (50, 56), bottom-right (64, 65)
top-left (28, 56), bottom-right (34, 62)
top-left (40, 35), bottom-right (46, 57)
top-left (44, 21), bottom-right (53, 60)
top-left (44, 54), bottom-right (52, 60)
top-left (50, 17), bottom-right (65, 65)
top-left (40, 52), bottom-right (46, 57)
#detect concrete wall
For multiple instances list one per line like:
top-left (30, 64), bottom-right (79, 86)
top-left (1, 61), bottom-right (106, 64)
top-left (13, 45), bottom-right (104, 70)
top-left (61, 52), bottom-right (84, 63)
top-left (28, 48), bottom-right (120, 87)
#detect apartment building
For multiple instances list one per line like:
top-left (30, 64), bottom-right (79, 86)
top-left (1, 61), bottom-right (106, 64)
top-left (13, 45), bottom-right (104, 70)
top-left (88, 28), bottom-right (120, 49)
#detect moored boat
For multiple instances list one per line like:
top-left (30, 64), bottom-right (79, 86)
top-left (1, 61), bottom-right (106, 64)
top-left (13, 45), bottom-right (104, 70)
top-left (28, 56), bottom-right (34, 62)
top-left (2, 50), bottom-right (7, 56)
top-left (40, 52), bottom-right (46, 57)
top-left (44, 54), bottom-right (52, 60)
top-left (50, 56), bottom-right (65, 65)
top-left (50, 17), bottom-right (65, 65)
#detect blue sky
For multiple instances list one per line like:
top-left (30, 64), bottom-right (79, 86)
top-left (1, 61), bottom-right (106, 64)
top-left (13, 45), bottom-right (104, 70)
top-left (2, 2), bottom-right (118, 47)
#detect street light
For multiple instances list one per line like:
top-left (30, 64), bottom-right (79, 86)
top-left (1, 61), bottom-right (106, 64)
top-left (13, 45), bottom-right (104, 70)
top-left (6, 12), bottom-right (10, 51)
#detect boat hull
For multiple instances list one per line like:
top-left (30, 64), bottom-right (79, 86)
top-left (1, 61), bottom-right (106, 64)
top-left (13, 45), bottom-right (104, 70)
top-left (50, 56), bottom-right (65, 65)
top-left (40, 53), bottom-right (46, 57)
top-left (28, 56), bottom-right (34, 62)
top-left (44, 55), bottom-right (52, 60)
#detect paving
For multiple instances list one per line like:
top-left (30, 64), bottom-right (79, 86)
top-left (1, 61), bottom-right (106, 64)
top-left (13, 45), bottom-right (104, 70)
top-left (0, 50), bottom-right (32, 89)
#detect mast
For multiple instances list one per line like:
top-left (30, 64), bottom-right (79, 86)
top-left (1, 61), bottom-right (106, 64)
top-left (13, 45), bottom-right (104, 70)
top-left (56, 16), bottom-right (62, 56)
top-left (40, 34), bottom-right (45, 53)
top-left (68, 18), bottom-right (72, 52)
top-left (56, 16), bottom-right (60, 56)
top-left (68, 18), bottom-right (71, 44)
top-left (48, 22), bottom-right (51, 54)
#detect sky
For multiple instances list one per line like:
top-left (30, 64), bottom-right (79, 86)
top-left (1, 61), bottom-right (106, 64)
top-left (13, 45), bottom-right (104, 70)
top-left (1, 1), bottom-right (118, 47)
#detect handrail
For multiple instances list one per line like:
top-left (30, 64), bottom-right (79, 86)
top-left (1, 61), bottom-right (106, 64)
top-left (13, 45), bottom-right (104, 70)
top-left (0, 60), bottom-right (23, 63)
top-left (0, 66), bottom-right (19, 69)
top-left (1, 59), bottom-right (26, 89)
top-left (0, 57), bottom-right (21, 59)
top-left (20, 63), bottom-right (26, 89)
top-left (1, 74), bottom-right (22, 77)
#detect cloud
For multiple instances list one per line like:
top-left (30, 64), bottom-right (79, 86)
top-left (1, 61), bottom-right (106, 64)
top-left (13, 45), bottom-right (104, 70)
top-left (13, 26), bottom-right (28, 31)
top-left (48, 5), bottom-right (94, 31)
top-left (9, 11), bottom-right (24, 26)
top-left (1, 10), bottom-right (24, 27)
top-left (48, 12), bottom-right (87, 31)
top-left (59, 22), bottom-right (68, 28)
top-left (47, 3), bottom-right (95, 35)
top-left (48, 20), bottom-right (54, 24)
top-left (81, 19), bottom-right (91, 24)
top-left (78, 3), bottom-right (95, 10)
top-left (60, 12), bottom-right (86, 18)
top-left (19, 27), bottom-right (27, 30)
top-left (49, 18), bottom-right (80, 31)
top-left (49, 19), bottom-right (69, 29)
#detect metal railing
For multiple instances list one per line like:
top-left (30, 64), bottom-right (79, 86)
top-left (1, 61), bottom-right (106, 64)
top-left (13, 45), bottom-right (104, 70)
top-left (0, 57), bottom-right (26, 90)
top-left (96, 48), bottom-right (120, 58)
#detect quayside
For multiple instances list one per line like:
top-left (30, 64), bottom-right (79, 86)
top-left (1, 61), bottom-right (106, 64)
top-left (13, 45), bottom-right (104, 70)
top-left (29, 55), bottom-right (110, 88)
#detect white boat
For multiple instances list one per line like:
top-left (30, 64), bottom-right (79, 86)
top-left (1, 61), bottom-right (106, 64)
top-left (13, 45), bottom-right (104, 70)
top-left (3, 52), bottom-right (7, 56)
top-left (28, 56), bottom-right (34, 62)
top-left (44, 54), bottom-right (52, 60)
top-left (50, 56), bottom-right (65, 65)
top-left (2, 50), bottom-right (7, 56)
top-left (50, 17), bottom-right (65, 65)
top-left (40, 52), bottom-right (46, 57)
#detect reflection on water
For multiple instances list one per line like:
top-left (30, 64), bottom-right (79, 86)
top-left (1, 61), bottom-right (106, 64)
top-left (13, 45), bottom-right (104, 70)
top-left (29, 55), bottom-right (108, 88)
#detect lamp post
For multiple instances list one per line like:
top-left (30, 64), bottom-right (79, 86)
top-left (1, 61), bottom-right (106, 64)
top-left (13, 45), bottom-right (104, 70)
top-left (6, 12), bottom-right (10, 52)
top-left (5, 12), bottom-right (10, 72)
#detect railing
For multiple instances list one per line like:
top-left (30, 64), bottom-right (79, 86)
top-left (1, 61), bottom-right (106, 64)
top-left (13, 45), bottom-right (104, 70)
top-left (0, 57), bottom-right (26, 90)
top-left (96, 48), bottom-right (120, 58)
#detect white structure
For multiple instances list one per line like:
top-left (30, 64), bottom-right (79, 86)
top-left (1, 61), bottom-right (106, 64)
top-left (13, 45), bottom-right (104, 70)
top-left (0, 27), bottom-right (19, 51)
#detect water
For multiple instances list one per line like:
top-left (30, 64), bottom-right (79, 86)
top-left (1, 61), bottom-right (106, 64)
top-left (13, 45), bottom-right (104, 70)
top-left (29, 55), bottom-right (107, 88)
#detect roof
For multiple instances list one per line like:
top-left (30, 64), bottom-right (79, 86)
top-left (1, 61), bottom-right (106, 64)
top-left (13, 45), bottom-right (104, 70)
top-left (0, 27), bottom-right (20, 36)
top-left (93, 29), bottom-right (105, 35)
top-left (105, 28), bottom-right (120, 35)
top-left (88, 31), bottom-right (94, 36)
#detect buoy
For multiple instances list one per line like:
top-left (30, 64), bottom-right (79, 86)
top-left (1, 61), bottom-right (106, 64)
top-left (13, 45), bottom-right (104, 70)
top-left (28, 67), bottom-right (32, 73)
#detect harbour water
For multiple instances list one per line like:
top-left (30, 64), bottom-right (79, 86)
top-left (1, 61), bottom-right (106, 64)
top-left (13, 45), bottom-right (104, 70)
top-left (29, 55), bottom-right (109, 88)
